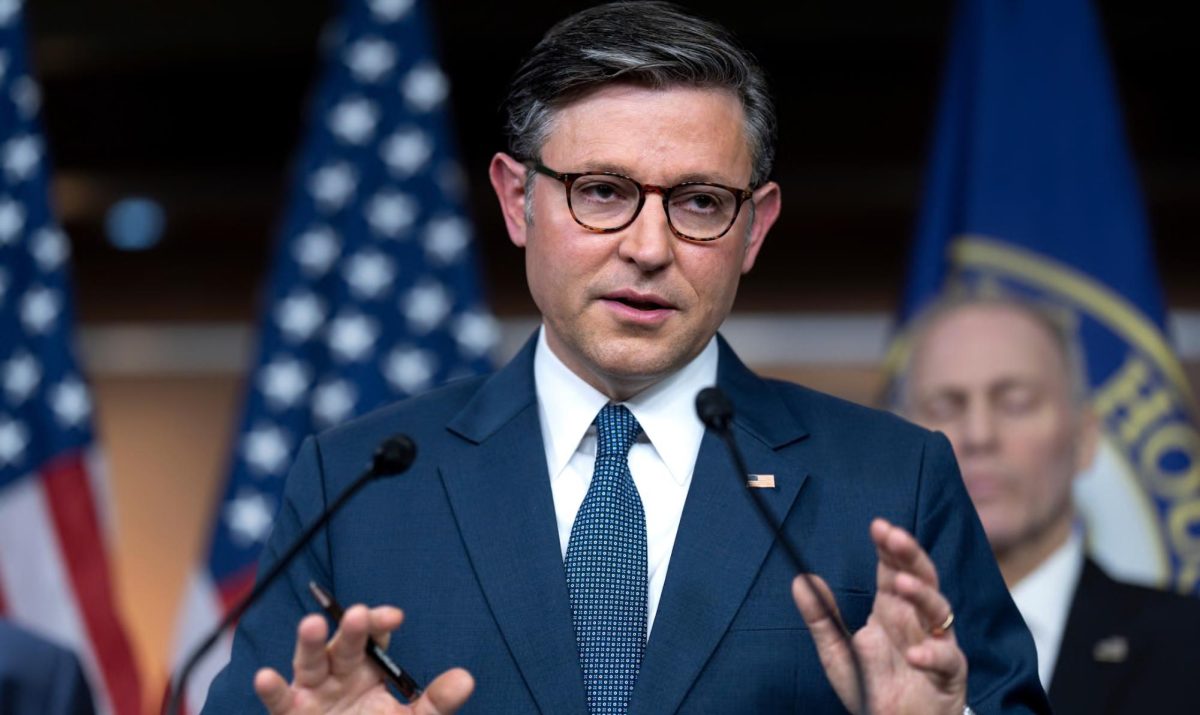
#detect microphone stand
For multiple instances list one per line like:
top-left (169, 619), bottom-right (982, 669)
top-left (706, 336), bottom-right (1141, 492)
top-left (696, 388), bottom-right (871, 715)
top-left (165, 435), bottom-right (417, 715)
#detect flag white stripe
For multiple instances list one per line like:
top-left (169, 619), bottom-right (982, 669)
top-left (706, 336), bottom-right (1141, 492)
top-left (0, 474), bottom-right (117, 715)
top-left (85, 446), bottom-right (118, 548)
top-left (172, 570), bottom-right (234, 713)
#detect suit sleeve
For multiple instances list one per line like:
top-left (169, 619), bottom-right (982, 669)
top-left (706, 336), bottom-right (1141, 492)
top-left (0, 622), bottom-right (96, 715)
top-left (914, 432), bottom-right (1051, 714)
top-left (200, 436), bottom-right (335, 714)
top-left (47, 646), bottom-right (97, 715)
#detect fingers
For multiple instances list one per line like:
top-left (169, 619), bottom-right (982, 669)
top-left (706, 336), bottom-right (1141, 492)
top-left (792, 573), bottom-right (842, 631)
top-left (905, 636), bottom-right (968, 685)
top-left (291, 613), bottom-right (331, 688)
top-left (414, 668), bottom-right (476, 715)
top-left (792, 575), bottom-right (862, 713)
top-left (327, 604), bottom-right (405, 677)
top-left (259, 602), bottom-right (411, 713)
top-left (327, 604), bottom-right (373, 676)
top-left (368, 605), bottom-right (404, 651)
top-left (871, 518), bottom-right (959, 646)
top-left (871, 518), bottom-right (939, 589)
top-left (894, 571), bottom-right (955, 637)
top-left (792, 574), bottom-right (855, 658)
top-left (253, 668), bottom-right (293, 715)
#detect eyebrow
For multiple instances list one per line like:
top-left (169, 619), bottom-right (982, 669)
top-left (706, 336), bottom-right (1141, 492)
top-left (573, 160), bottom-right (625, 173)
top-left (571, 162), bottom-right (738, 186)
top-left (674, 171), bottom-right (738, 185)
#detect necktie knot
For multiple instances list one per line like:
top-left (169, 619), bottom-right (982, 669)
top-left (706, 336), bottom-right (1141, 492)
top-left (595, 404), bottom-right (640, 460)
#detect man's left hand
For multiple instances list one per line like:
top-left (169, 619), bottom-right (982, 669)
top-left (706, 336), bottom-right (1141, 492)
top-left (792, 517), bottom-right (968, 715)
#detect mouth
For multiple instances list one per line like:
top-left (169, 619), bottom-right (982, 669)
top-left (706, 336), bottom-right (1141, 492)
top-left (602, 290), bottom-right (676, 311)
top-left (599, 290), bottom-right (677, 324)
top-left (962, 470), bottom-right (1007, 501)
top-left (609, 296), bottom-right (670, 311)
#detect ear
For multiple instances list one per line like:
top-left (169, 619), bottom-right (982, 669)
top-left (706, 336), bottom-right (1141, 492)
top-left (1073, 405), bottom-right (1101, 474)
top-left (740, 181), bottom-right (781, 274)
top-left (489, 152), bottom-right (529, 248)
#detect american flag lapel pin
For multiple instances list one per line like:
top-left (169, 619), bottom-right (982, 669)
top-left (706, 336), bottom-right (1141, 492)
top-left (746, 473), bottom-right (775, 489)
top-left (1092, 635), bottom-right (1128, 663)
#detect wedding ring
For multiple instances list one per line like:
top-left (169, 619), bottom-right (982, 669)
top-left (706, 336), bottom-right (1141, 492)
top-left (931, 610), bottom-right (955, 637)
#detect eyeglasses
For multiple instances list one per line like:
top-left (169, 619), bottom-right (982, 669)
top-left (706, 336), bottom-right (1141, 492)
top-left (528, 162), bottom-right (755, 242)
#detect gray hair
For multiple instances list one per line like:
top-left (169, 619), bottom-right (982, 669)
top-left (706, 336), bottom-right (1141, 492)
top-left (503, 1), bottom-right (777, 188)
top-left (894, 293), bottom-right (1091, 413)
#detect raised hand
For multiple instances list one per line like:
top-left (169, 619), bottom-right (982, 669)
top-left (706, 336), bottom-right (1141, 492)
top-left (792, 518), bottom-right (968, 715)
top-left (253, 604), bottom-right (474, 715)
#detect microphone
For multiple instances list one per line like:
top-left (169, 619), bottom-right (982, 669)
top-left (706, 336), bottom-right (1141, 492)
top-left (695, 385), bottom-right (733, 432)
top-left (695, 387), bottom-right (870, 714)
top-left (165, 434), bottom-right (418, 715)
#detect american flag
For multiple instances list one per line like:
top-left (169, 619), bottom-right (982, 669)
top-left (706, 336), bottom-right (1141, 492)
top-left (169, 0), bottom-right (497, 710)
top-left (0, 2), bottom-right (143, 714)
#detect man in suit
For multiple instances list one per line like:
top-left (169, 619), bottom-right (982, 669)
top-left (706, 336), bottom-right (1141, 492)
top-left (0, 620), bottom-right (95, 715)
top-left (204, 3), bottom-right (1046, 713)
top-left (899, 295), bottom-right (1200, 713)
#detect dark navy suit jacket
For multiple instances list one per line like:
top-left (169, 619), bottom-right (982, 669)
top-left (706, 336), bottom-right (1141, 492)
top-left (203, 336), bottom-right (1048, 713)
top-left (1048, 558), bottom-right (1200, 714)
top-left (0, 621), bottom-right (95, 715)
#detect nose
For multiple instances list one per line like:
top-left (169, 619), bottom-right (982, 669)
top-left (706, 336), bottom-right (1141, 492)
top-left (615, 189), bottom-right (675, 272)
top-left (957, 401), bottom-right (999, 455)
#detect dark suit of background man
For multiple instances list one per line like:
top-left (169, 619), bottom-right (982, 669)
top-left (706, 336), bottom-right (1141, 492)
top-left (203, 3), bottom-right (1048, 713)
top-left (0, 620), bottom-right (96, 715)
top-left (900, 295), bottom-right (1200, 714)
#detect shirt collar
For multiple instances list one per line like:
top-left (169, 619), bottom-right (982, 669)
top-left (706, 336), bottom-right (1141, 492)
top-left (533, 326), bottom-right (718, 485)
top-left (1009, 527), bottom-right (1085, 686)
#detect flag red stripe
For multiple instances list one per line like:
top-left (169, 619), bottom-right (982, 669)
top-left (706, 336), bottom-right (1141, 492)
top-left (159, 675), bottom-right (187, 715)
top-left (217, 565), bottom-right (257, 616)
top-left (41, 451), bottom-right (143, 715)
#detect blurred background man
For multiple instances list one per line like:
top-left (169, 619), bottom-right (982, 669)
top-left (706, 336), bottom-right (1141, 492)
top-left (899, 296), bottom-right (1200, 714)
top-left (0, 619), bottom-right (96, 715)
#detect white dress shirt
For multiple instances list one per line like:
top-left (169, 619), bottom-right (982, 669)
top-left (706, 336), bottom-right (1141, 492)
top-left (1009, 529), bottom-right (1085, 692)
top-left (534, 327), bottom-right (717, 635)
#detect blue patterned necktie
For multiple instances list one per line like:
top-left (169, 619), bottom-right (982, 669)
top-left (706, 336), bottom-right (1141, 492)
top-left (564, 404), bottom-right (647, 715)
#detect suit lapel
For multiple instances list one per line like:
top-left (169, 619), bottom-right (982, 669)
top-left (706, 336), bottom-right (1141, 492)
top-left (440, 338), bottom-right (588, 715)
top-left (1048, 559), bottom-right (1130, 714)
top-left (630, 339), bottom-right (810, 714)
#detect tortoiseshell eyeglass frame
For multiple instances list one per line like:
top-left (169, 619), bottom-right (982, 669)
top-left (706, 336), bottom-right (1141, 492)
top-left (527, 161), bottom-right (756, 242)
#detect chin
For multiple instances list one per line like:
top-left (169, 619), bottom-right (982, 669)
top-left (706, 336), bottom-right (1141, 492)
top-left (983, 522), bottom-right (1030, 554)
top-left (595, 354), bottom-right (676, 385)
top-left (595, 340), bottom-right (690, 378)
top-left (977, 513), bottom-right (1013, 543)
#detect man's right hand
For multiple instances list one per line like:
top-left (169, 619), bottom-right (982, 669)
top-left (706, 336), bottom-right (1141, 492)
top-left (253, 604), bottom-right (474, 714)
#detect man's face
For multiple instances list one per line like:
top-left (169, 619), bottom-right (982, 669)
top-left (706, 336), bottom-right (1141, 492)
top-left (905, 304), bottom-right (1095, 557)
top-left (490, 84), bottom-right (780, 399)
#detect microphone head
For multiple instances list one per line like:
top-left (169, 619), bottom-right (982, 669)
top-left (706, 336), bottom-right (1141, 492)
top-left (371, 434), bottom-right (417, 476)
top-left (695, 386), bottom-right (734, 432)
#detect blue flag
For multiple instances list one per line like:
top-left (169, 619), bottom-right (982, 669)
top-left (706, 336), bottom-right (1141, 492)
top-left (897, 0), bottom-right (1199, 592)
top-left (171, 0), bottom-right (498, 708)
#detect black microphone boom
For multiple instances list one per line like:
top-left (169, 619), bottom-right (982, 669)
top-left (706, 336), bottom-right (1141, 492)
top-left (694, 387), bottom-right (871, 715)
top-left (165, 434), bottom-right (417, 715)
